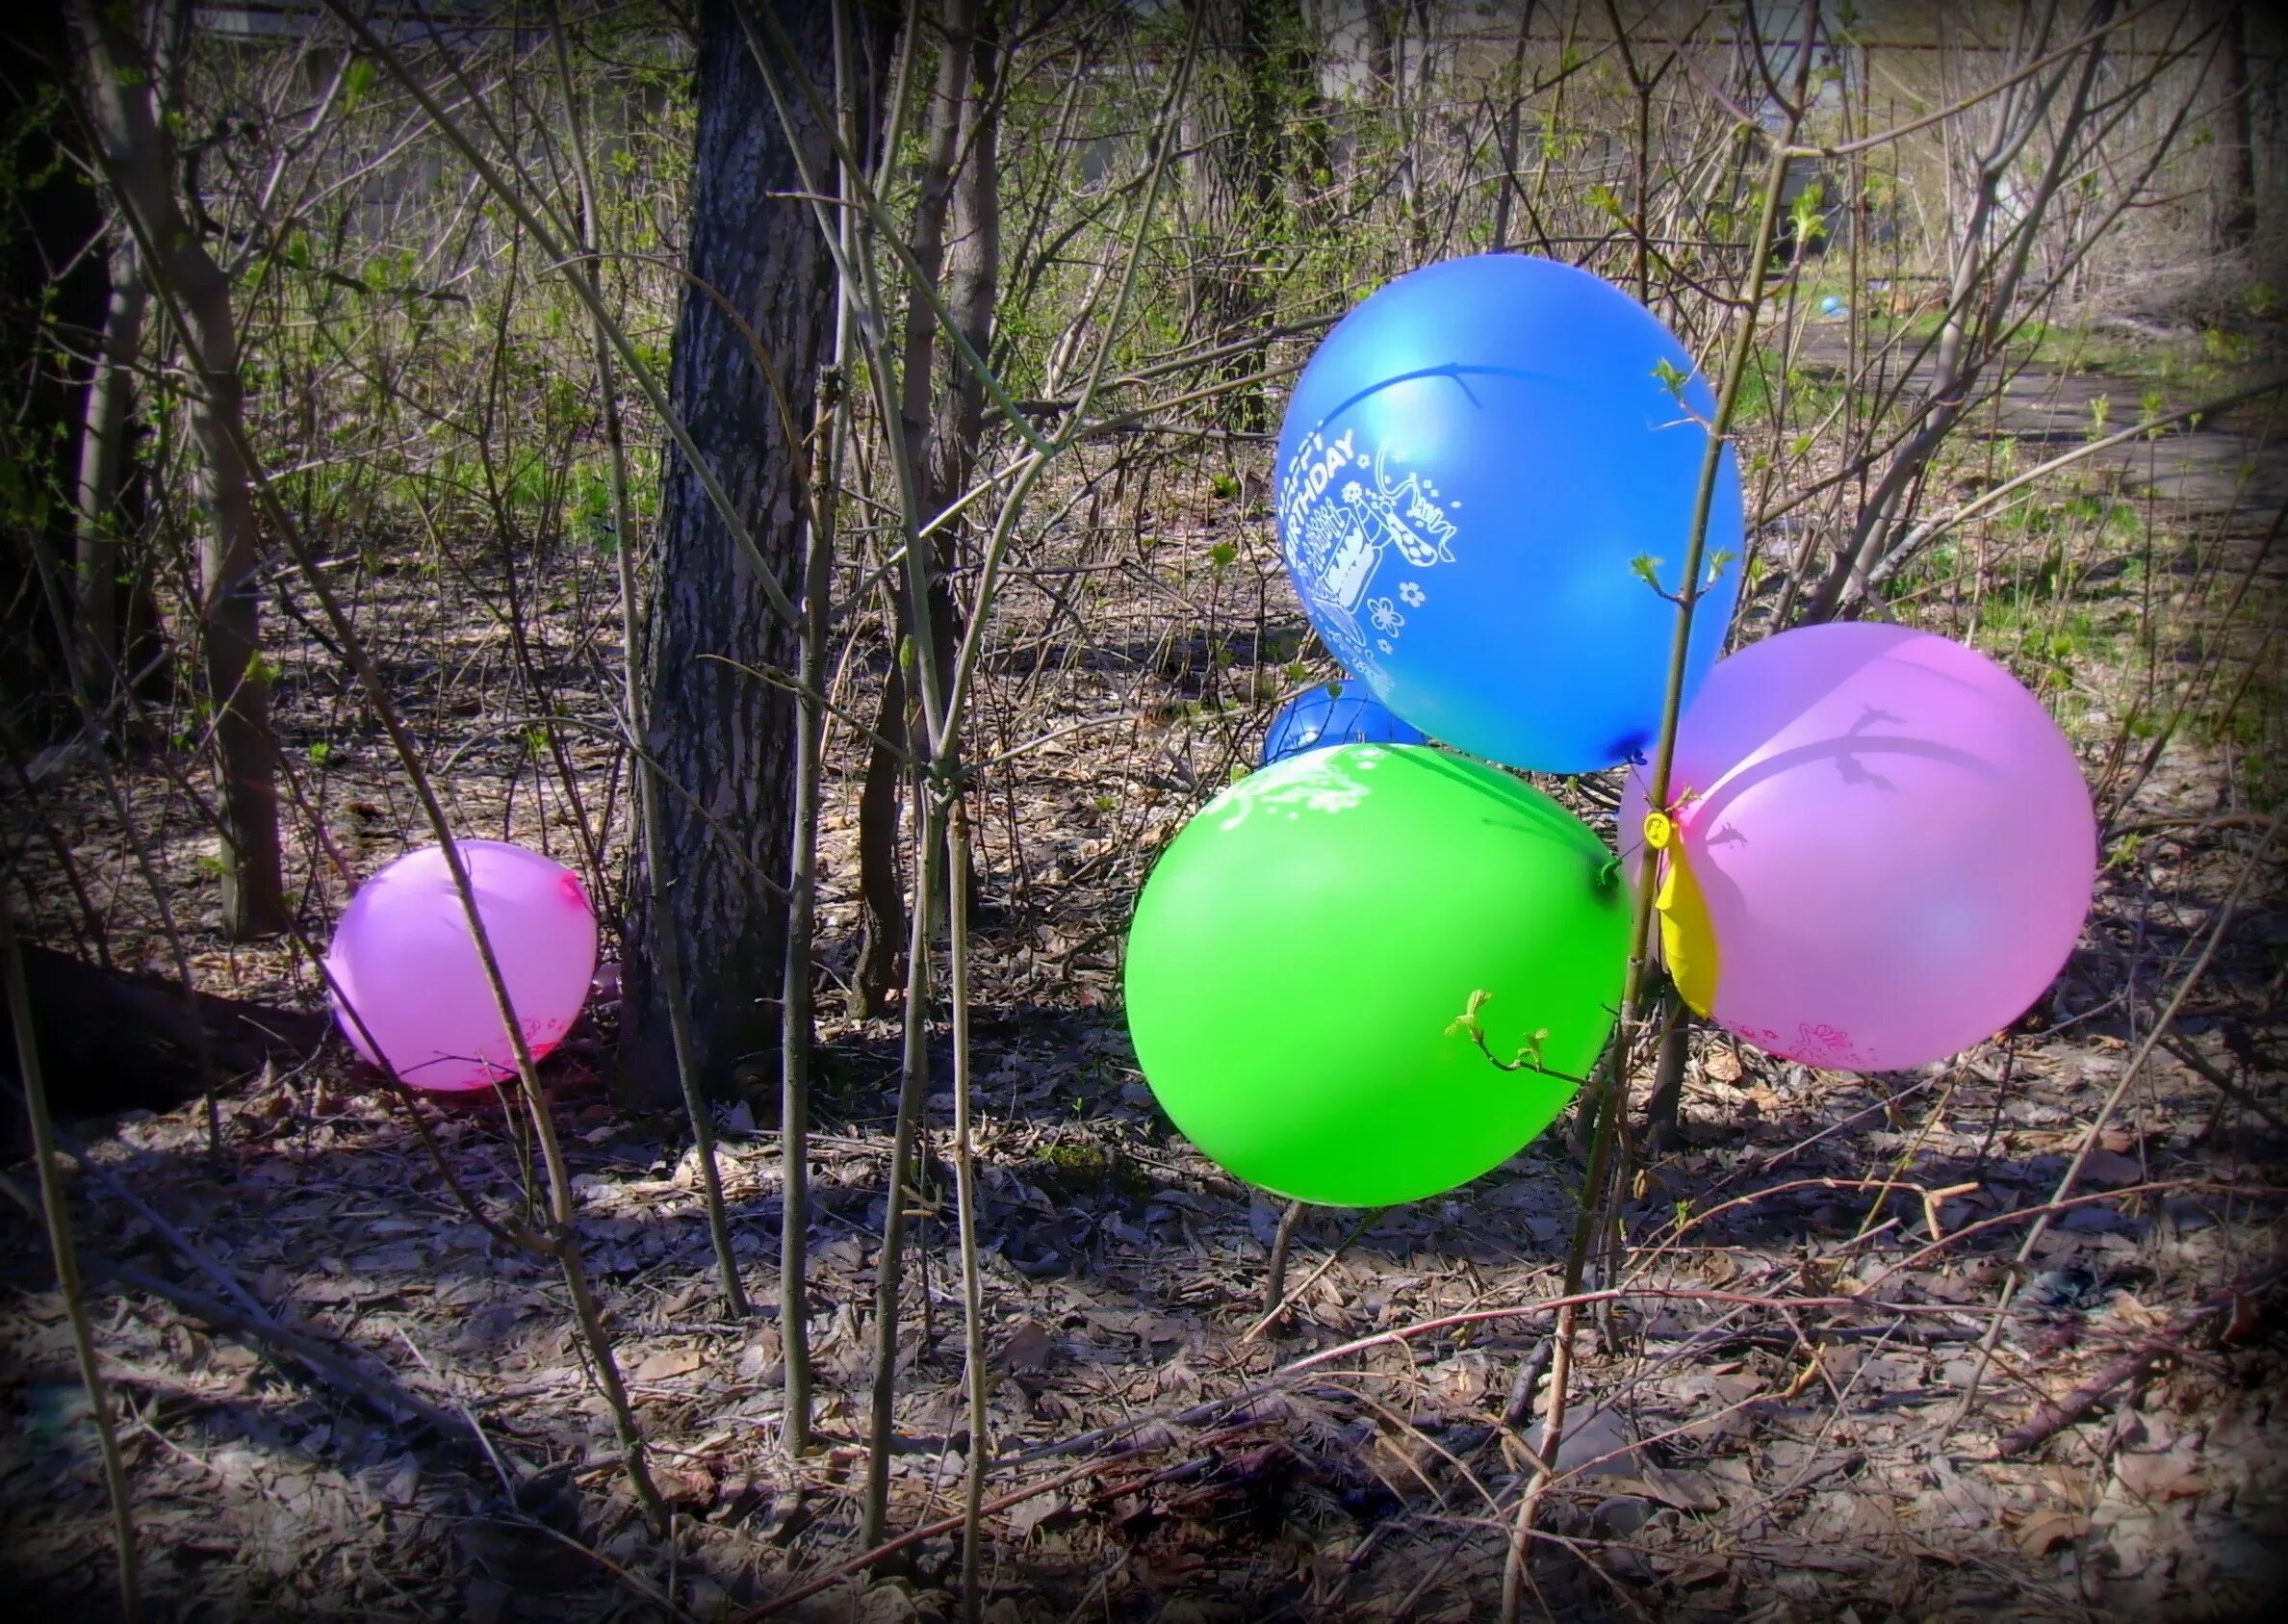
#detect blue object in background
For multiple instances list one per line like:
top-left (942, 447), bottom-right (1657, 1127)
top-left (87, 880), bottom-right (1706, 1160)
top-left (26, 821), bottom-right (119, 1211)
top-left (1273, 254), bottom-right (1743, 775)
top-left (1817, 294), bottom-right (1846, 317)
top-left (1261, 681), bottom-right (1427, 767)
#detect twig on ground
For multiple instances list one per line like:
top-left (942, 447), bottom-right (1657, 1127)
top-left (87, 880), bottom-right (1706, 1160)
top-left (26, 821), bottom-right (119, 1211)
top-left (2157, 1032), bottom-right (2288, 1138)
top-left (1996, 1261), bottom-right (2282, 1457)
top-left (728, 1459), bottom-right (1101, 1622)
top-left (39, 1121), bottom-right (268, 1320)
top-left (1247, 1204), bottom-right (1378, 1341)
top-left (1949, 820), bottom-right (2282, 1431)
top-left (0, 1177), bottom-right (471, 1440)
top-left (0, 915), bottom-right (141, 1621)
top-left (1255, 1199), bottom-right (1305, 1329)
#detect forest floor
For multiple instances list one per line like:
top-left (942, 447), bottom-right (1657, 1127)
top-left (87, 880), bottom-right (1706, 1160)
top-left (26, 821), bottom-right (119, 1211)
top-left (2, 316), bottom-right (2284, 1623)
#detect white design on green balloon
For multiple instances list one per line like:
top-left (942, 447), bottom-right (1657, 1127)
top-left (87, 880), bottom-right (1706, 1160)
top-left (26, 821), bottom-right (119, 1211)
top-left (1213, 745), bottom-right (1388, 834)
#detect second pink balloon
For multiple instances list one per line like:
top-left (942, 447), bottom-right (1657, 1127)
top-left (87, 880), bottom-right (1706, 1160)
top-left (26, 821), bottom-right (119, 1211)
top-left (1620, 622), bottom-right (2097, 1073)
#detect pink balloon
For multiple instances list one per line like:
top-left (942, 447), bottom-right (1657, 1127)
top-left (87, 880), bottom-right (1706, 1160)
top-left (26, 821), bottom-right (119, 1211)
top-left (326, 840), bottom-right (599, 1092)
top-left (1621, 624), bottom-right (2095, 1071)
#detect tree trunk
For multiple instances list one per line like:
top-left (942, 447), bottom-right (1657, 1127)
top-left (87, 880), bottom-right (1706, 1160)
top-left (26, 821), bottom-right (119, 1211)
top-left (1643, 992), bottom-right (1690, 1155)
top-left (66, 0), bottom-right (284, 940)
top-left (1489, 1), bottom-right (1536, 252)
top-left (933, 9), bottom-right (1000, 523)
top-left (71, 232), bottom-right (148, 700)
top-left (853, 0), bottom-right (989, 1016)
top-left (0, 941), bottom-right (326, 1140)
top-left (852, 662), bottom-right (910, 1017)
top-left (1795, 0), bottom-right (2118, 625)
top-left (621, 0), bottom-right (838, 1101)
top-left (1362, 0), bottom-right (1393, 96)
top-left (0, 12), bottom-right (112, 745)
top-left (1183, 0), bottom-right (1296, 430)
top-left (1287, 2), bottom-right (1335, 240)
top-left (175, 264), bottom-right (285, 941)
top-left (2211, 0), bottom-right (2255, 251)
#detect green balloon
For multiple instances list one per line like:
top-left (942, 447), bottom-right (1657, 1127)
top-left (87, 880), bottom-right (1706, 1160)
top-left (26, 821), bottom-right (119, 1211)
top-left (1123, 743), bottom-right (1628, 1207)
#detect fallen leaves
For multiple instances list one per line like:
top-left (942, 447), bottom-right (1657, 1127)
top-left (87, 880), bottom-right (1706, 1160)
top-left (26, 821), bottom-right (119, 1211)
top-left (2114, 1442), bottom-right (2207, 1503)
top-left (2077, 1147), bottom-right (2146, 1188)
top-left (999, 1319), bottom-right (1059, 1374)
top-left (1522, 1405), bottom-right (1639, 1478)
top-left (654, 1463), bottom-right (718, 1509)
top-left (2015, 1507), bottom-right (2091, 1558)
top-left (5, 541), bottom-right (2280, 1624)
top-left (628, 1344), bottom-right (707, 1383)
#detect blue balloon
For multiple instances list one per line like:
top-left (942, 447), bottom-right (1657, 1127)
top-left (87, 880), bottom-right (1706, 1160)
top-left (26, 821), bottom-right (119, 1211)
top-left (1273, 254), bottom-right (1743, 774)
top-left (1260, 680), bottom-right (1427, 766)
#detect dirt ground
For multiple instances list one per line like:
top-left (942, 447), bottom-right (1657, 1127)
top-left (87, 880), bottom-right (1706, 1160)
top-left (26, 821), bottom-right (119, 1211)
top-left (2, 324), bottom-right (2284, 1622)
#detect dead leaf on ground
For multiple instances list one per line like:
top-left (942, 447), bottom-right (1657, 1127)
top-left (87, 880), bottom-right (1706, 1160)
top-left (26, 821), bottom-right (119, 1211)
top-left (630, 1345), bottom-right (706, 1382)
top-left (1524, 1406), bottom-right (1639, 1478)
top-left (1637, 1461), bottom-right (1723, 1510)
top-left (1001, 1319), bottom-right (1059, 1373)
top-left (1005, 1490), bottom-right (1072, 1540)
top-left (2017, 1507), bottom-right (2092, 1556)
top-left (2116, 1445), bottom-right (2207, 1502)
top-left (1655, 1553), bottom-right (1730, 1586)
top-left (2078, 1148), bottom-right (2145, 1187)
top-left (656, 1464), bottom-right (715, 1508)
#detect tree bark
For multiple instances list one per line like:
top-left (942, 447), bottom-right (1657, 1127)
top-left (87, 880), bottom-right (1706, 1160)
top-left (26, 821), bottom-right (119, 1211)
top-left (71, 230), bottom-right (149, 700)
top-left (66, 0), bottom-right (285, 939)
top-left (1795, 0), bottom-right (2117, 625)
top-left (2210, 0), bottom-right (2255, 251)
top-left (934, 8), bottom-right (1000, 522)
top-left (0, 12), bottom-right (113, 743)
top-left (1183, 0), bottom-right (1298, 430)
top-left (622, 0), bottom-right (838, 1101)
top-left (853, 0), bottom-right (990, 1015)
top-left (0, 941), bottom-right (325, 1139)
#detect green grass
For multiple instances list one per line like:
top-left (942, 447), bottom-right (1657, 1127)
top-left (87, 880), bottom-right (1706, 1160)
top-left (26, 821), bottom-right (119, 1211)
top-left (1734, 342), bottom-right (1847, 431)
top-left (1029, 1140), bottom-right (1154, 1200)
top-left (1867, 305), bottom-right (2278, 398)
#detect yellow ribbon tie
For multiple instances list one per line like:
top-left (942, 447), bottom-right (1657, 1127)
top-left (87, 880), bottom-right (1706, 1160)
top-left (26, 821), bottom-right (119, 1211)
top-left (1643, 810), bottom-right (1720, 1018)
